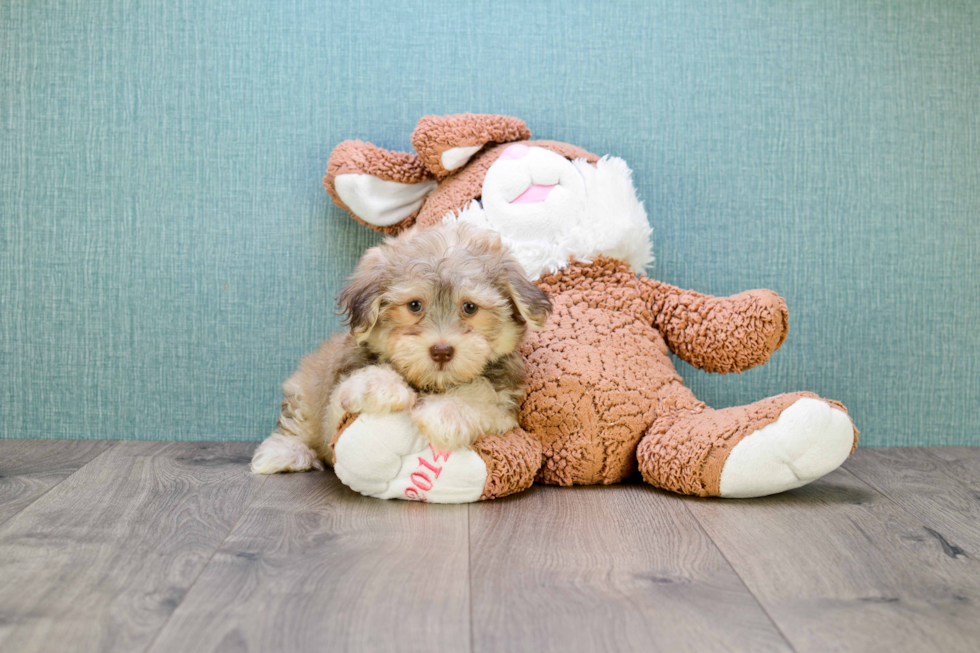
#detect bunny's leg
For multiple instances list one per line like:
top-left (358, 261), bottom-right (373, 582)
top-left (331, 412), bottom-right (541, 503)
top-left (637, 391), bottom-right (857, 498)
top-left (471, 428), bottom-right (542, 500)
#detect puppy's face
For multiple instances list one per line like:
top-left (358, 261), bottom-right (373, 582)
top-left (338, 223), bottom-right (551, 391)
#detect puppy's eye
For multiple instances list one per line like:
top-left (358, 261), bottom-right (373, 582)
top-left (462, 302), bottom-right (478, 316)
top-left (408, 300), bottom-right (424, 314)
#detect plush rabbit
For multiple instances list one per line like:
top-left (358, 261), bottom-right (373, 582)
top-left (302, 113), bottom-right (856, 503)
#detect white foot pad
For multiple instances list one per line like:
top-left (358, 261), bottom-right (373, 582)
top-left (719, 398), bottom-right (855, 498)
top-left (333, 412), bottom-right (488, 503)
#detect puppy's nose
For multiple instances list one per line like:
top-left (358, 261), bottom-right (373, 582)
top-left (429, 344), bottom-right (455, 364)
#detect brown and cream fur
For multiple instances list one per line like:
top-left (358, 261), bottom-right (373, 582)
top-left (251, 222), bottom-right (550, 473)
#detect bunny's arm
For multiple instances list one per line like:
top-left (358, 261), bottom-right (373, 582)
top-left (637, 276), bottom-right (789, 374)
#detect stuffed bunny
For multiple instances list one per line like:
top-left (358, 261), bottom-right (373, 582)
top-left (309, 113), bottom-right (857, 503)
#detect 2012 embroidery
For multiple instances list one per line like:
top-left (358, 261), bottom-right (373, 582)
top-left (404, 444), bottom-right (452, 501)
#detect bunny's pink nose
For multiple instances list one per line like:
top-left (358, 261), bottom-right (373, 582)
top-left (499, 143), bottom-right (530, 160)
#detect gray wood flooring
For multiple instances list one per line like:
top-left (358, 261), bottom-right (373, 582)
top-left (0, 441), bottom-right (977, 653)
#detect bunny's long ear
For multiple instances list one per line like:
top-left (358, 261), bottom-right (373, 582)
top-left (324, 140), bottom-right (437, 234)
top-left (411, 113), bottom-right (530, 179)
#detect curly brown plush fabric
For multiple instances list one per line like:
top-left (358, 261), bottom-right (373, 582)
top-left (639, 281), bottom-right (789, 374)
top-left (639, 392), bottom-right (793, 496)
top-left (518, 257), bottom-right (857, 494)
top-left (411, 113), bottom-right (531, 178)
top-left (521, 257), bottom-right (792, 487)
top-left (323, 140), bottom-right (434, 235)
top-left (472, 427), bottom-right (543, 500)
top-left (636, 393), bottom-right (858, 496)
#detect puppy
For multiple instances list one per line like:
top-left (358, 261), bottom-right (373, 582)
top-left (250, 222), bottom-right (551, 474)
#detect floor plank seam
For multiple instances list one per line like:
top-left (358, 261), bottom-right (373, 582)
top-left (0, 440), bottom-right (121, 530)
top-left (140, 473), bottom-right (269, 653)
top-left (677, 496), bottom-right (800, 653)
top-left (466, 505), bottom-right (475, 653)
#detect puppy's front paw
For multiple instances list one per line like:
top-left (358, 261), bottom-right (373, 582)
top-left (411, 399), bottom-right (477, 451)
top-left (335, 366), bottom-right (416, 414)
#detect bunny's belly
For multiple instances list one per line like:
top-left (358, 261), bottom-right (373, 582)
top-left (519, 302), bottom-right (689, 486)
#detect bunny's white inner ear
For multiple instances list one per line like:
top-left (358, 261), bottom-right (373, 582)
top-left (440, 145), bottom-right (483, 172)
top-left (334, 174), bottom-right (437, 227)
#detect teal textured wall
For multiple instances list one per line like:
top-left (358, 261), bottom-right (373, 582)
top-left (2, 0), bottom-right (978, 445)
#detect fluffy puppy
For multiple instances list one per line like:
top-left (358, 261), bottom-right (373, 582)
top-left (250, 222), bottom-right (551, 474)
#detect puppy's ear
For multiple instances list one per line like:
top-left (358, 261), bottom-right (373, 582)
top-left (337, 247), bottom-right (387, 341)
top-left (324, 140), bottom-right (437, 235)
top-left (501, 261), bottom-right (552, 331)
top-left (412, 114), bottom-right (531, 179)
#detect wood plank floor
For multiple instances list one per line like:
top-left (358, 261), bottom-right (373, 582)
top-left (0, 442), bottom-right (977, 653)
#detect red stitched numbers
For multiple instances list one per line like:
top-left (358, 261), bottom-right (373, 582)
top-left (416, 456), bottom-right (443, 478)
top-left (411, 471), bottom-right (434, 491)
top-left (430, 445), bottom-right (451, 463)
top-left (403, 444), bottom-right (452, 501)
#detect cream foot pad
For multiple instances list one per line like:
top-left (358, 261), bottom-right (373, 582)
top-left (333, 412), bottom-right (488, 503)
top-left (719, 398), bottom-right (855, 498)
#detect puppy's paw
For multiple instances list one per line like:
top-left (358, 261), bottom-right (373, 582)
top-left (411, 398), bottom-right (478, 451)
top-left (250, 432), bottom-right (324, 474)
top-left (335, 366), bottom-right (416, 414)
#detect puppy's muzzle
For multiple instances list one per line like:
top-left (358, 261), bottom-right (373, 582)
top-left (429, 344), bottom-right (455, 368)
